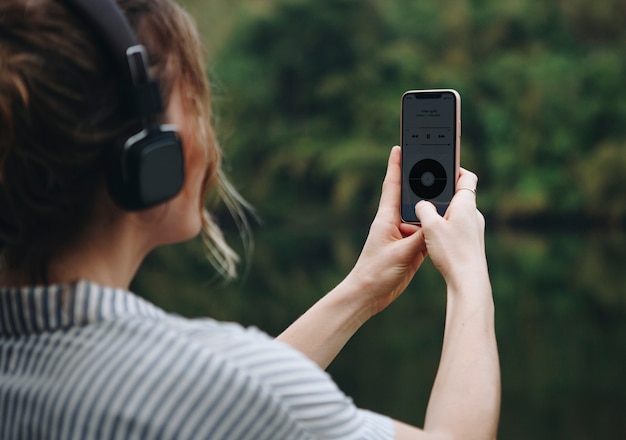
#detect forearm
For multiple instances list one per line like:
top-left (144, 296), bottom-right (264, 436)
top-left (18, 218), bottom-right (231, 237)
top-left (276, 277), bottom-right (372, 369)
top-left (423, 275), bottom-right (501, 440)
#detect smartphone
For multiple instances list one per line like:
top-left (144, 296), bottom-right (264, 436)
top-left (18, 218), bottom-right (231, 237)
top-left (400, 89), bottom-right (461, 223)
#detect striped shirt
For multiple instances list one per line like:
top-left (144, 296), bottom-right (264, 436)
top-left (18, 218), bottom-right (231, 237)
top-left (0, 280), bottom-right (394, 439)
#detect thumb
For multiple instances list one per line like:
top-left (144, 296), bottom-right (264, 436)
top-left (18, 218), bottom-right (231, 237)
top-left (414, 200), bottom-right (440, 226)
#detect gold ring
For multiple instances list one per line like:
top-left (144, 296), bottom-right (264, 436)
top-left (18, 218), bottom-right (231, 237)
top-left (456, 186), bottom-right (476, 194)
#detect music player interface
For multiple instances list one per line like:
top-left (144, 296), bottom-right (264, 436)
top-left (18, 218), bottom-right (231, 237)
top-left (401, 91), bottom-right (457, 221)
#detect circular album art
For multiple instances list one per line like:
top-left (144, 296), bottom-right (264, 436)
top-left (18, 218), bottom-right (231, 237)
top-left (409, 159), bottom-right (448, 199)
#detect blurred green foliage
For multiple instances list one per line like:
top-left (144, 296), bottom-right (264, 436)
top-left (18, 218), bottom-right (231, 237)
top-left (206, 0), bottom-right (626, 227)
top-left (135, 0), bottom-right (626, 438)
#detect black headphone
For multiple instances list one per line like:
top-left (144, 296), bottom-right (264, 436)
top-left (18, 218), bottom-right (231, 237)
top-left (64, 0), bottom-right (185, 210)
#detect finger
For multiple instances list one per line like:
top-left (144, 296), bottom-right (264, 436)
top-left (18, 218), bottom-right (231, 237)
top-left (476, 209), bottom-right (486, 231)
top-left (377, 146), bottom-right (402, 218)
top-left (449, 168), bottom-right (479, 210)
top-left (414, 200), bottom-right (440, 227)
top-left (405, 228), bottom-right (428, 263)
top-left (456, 168), bottom-right (478, 193)
top-left (399, 222), bottom-right (420, 237)
top-left (400, 223), bottom-right (427, 258)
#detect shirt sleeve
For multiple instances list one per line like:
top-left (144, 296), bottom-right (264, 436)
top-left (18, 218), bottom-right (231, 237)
top-left (155, 317), bottom-right (396, 440)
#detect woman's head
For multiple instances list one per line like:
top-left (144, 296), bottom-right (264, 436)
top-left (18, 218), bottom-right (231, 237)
top-left (0, 0), bottom-right (242, 284)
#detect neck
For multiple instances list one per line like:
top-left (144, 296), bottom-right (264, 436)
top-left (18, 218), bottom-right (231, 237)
top-left (47, 221), bottom-right (148, 289)
top-left (1, 211), bottom-right (154, 290)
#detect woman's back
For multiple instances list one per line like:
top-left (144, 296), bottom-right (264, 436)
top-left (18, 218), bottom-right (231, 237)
top-left (0, 281), bottom-right (393, 439)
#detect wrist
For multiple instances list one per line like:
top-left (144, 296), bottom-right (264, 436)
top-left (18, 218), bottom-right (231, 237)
top-left (444, 258), bottom-right (490, 294)
top-left (277, 277), bottom-right (374, 369)
top-left (329, 273), bottom-right (377, 326)
top-left (445, 270), bottom-right (494, 319)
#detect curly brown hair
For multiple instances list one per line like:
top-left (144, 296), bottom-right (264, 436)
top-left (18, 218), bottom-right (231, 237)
top-left (0, 0), bottom-right (243, 284)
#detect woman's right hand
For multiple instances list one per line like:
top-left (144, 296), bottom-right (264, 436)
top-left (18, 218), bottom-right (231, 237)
top-left (414, 168), bottom-right (488, 292)
top-left (410, 169), bottom-right (500, 440)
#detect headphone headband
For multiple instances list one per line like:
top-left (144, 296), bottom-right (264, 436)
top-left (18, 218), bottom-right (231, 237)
top-left (61, 0), bottom-right (185, 210)
top-left (63, 0), bottom-right (138, 81)
top-left (63, 0), bottom-right (164, 120)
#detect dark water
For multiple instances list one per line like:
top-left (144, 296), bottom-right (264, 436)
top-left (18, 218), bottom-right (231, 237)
top-left (136, 226), bottom-right (626, 439)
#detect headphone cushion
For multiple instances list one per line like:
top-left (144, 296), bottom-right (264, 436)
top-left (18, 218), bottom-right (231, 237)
top-left (107, 128), bottom-right (184, 210)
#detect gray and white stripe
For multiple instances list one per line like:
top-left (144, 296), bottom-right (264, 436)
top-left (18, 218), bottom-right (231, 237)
top-left (0, 280), bottom-right (393, 439)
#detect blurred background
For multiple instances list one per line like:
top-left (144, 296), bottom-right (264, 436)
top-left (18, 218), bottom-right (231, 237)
top-left (133, 0), bottom-right (626, 438)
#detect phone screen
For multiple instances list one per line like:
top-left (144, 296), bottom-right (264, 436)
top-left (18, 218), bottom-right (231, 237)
top-left (401, 90), bottom-right (459, 222)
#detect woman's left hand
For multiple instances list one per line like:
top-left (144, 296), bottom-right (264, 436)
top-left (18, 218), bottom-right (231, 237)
top-left (344, 145), bottom-right (427, 318)
top-left (277, 146), bottom-right (426, 368)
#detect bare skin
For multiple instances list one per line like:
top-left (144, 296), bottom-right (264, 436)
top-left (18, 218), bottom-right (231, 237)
top-left (278, 146), bottom-right (500, 440)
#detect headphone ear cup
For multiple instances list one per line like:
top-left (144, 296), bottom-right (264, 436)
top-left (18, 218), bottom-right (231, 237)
top-left (107, 128), bottom-right (184, 210)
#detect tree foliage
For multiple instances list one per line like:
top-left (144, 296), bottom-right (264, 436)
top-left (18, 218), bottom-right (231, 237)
top-left (212, 0), bottom-right (626, 227)
top-left (134, 3), bottom-right (626, 438)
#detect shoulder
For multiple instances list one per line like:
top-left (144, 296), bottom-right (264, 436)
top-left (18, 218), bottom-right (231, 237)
top-left (37, 313), bottom-right (395, 439)
top-left (122, 314), bottom-right (395, 439)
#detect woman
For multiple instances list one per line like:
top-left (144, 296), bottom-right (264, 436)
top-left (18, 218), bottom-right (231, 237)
top-left (0, 0), bottom-right (500, 439)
